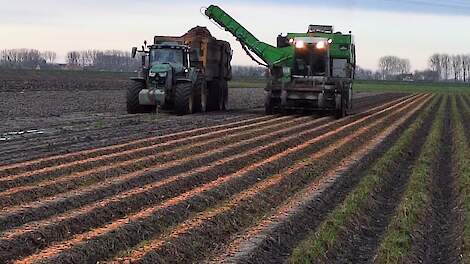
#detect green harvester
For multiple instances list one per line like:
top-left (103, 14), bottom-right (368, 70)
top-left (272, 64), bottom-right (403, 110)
top-left (205, 5), bottom-right (356, 117)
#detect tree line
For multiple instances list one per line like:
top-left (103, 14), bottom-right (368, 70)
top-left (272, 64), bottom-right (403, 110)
top-left (0, 49), bottom-right (57, 69)
top-left (428, 54), bottom-right (470, 82)
top-left (0, 49), bottom-right (139, 72)
top-left (66, 50), bottom-right (139, 72)
top-left (357, 54), bottom-right (470, 83)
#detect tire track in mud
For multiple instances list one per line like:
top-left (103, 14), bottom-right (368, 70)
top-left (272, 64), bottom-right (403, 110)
top-left (9, 95), bottom-right (424, 262)
top-left (207, 94), bottom-right (434, 264)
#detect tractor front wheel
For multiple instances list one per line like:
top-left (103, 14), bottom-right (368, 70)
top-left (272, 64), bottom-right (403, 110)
top-left (175, 82), bottom-right (195, 115)
top-left (127, 82), bottom-right (153, 114)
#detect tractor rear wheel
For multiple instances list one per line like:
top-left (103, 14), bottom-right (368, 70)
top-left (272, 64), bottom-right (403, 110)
top-left (175, 82), bottom-right (194, 115)
top-left (127, 82), bottom-right (153, 114)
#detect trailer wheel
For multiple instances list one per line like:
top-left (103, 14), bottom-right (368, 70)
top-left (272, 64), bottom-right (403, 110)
top-left (127, 82), bottom-right (153, 114)
top-left (207, 80), bottom-right (223, 111)
top-left (175, 82), bottom-right (194, 115)
top-left (201, 84), bottom-right (208, 113)
top-left (221, 80), bottom-right (229, 111)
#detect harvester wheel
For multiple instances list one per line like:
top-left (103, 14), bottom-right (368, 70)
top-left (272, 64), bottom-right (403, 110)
top-left (264, 92), bottom-right (274, 115)
top-left (175, 82), bottom-right (194, 115)
top-left (127, 82), bottom-right (153, 114)
top-left (336, 92), bottom-right (348, 119)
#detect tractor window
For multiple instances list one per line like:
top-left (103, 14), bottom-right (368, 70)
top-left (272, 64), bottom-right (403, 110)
top-left (150, 48), bottom-right (184, 69)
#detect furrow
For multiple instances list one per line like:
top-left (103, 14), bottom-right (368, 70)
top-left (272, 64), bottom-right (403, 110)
top-left (0, 95), bottom-right (420, 209)
top-left (12, 94), bottom-right (424, 264)
top-left (374, 95), bottom-right (446, 264)
top-left (0, 116), bottom-right (304, 207)
top-left (210, 94), bottom-right (434, 264)
top-left (112, 94), bottom-right (429, 264)
top-left (0, 115), bottom-right (292, 186)
top-left (0, 116), bottom-right (332, 229)
top-left (0, 95), bottom-right (413, 175)
top-left (0, 115), bottom-right (273, 175)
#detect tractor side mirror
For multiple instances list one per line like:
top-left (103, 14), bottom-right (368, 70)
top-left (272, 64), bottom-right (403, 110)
top-left (141, 54), bottom-right (146, 67)
top-left (131, 47), bottom-right (137, 58)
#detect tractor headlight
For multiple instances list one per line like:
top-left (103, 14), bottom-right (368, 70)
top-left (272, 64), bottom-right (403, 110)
top-left (149, 72), bottom-right (157, 78)
top-left (316, 41), bottom-right (326, 49)
top-left (295, 40), bottom-right (305, 49)
top-left (158, 72), bottom-right (167, 77)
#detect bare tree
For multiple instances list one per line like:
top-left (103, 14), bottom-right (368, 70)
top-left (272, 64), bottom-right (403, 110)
top-left (451, 55), bottom-right (462, 81)
top-left (429, 54), bottom-right (441, 80)
top-left (67, 51), bottom-right (81, 67)
top-left (379, 56), bottom-right (411, 80)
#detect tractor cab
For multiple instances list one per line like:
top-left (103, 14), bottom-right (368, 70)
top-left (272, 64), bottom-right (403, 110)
top-left (148, 43), bottom-right (190, 75)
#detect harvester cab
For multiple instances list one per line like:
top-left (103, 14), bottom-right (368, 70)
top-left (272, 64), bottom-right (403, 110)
top-left (205, 5), bottom-right (356, 118)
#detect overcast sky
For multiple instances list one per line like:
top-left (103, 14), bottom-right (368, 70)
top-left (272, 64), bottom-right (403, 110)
top-left (1, 0), bottom-right (469, 70)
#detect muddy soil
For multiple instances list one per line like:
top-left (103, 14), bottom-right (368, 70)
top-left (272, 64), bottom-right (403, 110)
top-left (0, 76), bottom-right (402, 165)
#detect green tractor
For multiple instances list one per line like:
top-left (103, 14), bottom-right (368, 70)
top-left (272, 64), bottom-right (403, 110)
top-left (205, 6), bottom-right (356, 117)
top-left (128, 26), bottom-right (232, 115)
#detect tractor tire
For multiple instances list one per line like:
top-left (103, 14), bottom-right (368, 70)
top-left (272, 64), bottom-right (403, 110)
top-left (127, 82), bottom-right (153, 114)
top-left (175, 82), bottom-right (194, 115)
top-left (194, 80), bottom-right (207, 113)
top-left (201, 84), bottom-right (208, 113)
top-left (221, 80), bottom-right (229, 111)
top-left (336, 90), bottom-right (349, 119)
top-left (264, 92), bottom-right (274, 115)
top-left (207, 80), bottom-right (223, 111)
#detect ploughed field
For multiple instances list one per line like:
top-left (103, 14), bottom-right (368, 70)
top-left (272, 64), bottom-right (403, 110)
top-left (1, 71), bottom-right (469, 263)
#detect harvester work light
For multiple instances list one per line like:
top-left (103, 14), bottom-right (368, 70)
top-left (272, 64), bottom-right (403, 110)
top-left (295, 40), bottom-right (305, 49)
top-left (315, 41), bottom-right (326, 49)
